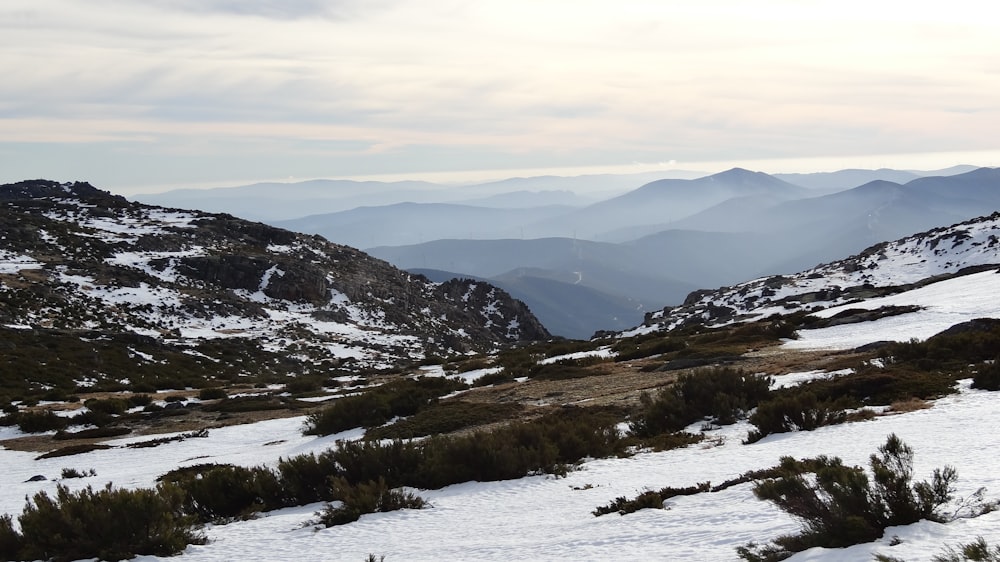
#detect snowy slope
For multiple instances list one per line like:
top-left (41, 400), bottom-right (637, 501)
top-left (3, 378), bottom-right (999, 560)
top-left (0, 181), bottom-right (549, 378)
top-left (634, 212), bottom-right (1000, 336)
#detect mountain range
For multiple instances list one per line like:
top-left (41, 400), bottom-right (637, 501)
top-left (130, 165), bottom-right (997, 339)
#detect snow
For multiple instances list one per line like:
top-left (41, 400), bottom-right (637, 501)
top-left (0, 251), bottom-right (43, 274)
top-left (786, 270), bottom-right (1000, 350)
top-left (538, 346), bottom-right (617, 365)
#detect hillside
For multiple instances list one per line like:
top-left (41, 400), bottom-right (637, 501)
top-left (0, 180), bottom-right (549, 398)
top-left (635, 211), bottom-right (1000, 334)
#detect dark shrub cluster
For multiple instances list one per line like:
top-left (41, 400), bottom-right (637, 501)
top-left (9, 409), bottom-right (69, 433)
top-left (148, 407), bottom-right (626, 529)
top-left (0, 483), bottom-right (203, 562)
top-left (366, 401), bottom-right (524, 440)
top-left (593, 482), bottom-right (711, 516)
top-left (159, 464), bottom-right (285, 522)
top-left (630, 367), bottom-right (772, 437)
top-left (932, 537), bottom-right (1000, 562)
top-left (746, 392), bottom-right (873, 443)
top-left (972, 359), bottom-right (1000, 391)
top-left (197, 387), bottom-right (227, 400)
top-left (318, 477), bottom-right (426, 526)
top-left (333, 407), bottom-right (625, 490)
top-left (304, 377), bottom-right (468, 436)
top-left (738, 435), bottom-right (959, 561)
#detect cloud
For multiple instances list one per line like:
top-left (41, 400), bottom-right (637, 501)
top-left (137, 0), bottom-right (387, 20)
top-left (1, 0), bottom-right (998, 189)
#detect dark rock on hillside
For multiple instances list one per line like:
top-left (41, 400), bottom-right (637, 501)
top-left (0, 179), bottom-right (127, 205)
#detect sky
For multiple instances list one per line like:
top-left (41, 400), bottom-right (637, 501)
top-left (2, 0), bottom-right (999, 194)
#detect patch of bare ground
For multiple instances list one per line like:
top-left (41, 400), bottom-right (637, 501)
top-left (884, 397), bottom-right (933, 415)
top-left (1, 346), bottom-right (870, 454)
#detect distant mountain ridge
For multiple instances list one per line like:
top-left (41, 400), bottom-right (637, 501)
top-left (0, 180), bottom-right (549, 388)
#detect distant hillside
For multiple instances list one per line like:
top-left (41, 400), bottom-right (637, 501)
top-left (275, 202), bottom-right (575, 249)
top-left (634, 211), bottom-right (1000, 334)
top-left (410, 267), bottom-right (648, 339)
top-left (0, 180), bottom-right (549, 393)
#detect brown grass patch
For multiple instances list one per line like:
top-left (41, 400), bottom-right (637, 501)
top-left (884, 397), bottom-right (932, 414)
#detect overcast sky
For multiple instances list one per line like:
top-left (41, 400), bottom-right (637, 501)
top-left (2, 1), bottom-right (998, 194)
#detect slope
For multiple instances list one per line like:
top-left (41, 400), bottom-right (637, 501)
top-left (0, 180), bottom-right (550, 397)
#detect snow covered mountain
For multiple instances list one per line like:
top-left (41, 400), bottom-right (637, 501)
top-left (635, 211), bottom-right (1000, 334)
top-left (0, 180), bottom-right (549, 390)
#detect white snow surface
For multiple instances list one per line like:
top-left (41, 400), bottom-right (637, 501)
top-left (786, 269), bottom-right (1000, 350)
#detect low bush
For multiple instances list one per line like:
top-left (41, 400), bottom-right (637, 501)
top-left (202, 395), bottom-right (296, 413)
top-left (158, 464), bottom-right (284, 522)
top-left (83, 397), bottom-right (128, 416)
top-left (933, 537), bottom-right (1000, 562)
top-left (786, 368), bottom-right (957, 407)
top-left (593, 482), bottom-right (711, 516)
top-left (14, 410), bottom-right (68, 433)
top-left (53, 426), bottom-right (130, 441)
top-left (972, 359), bottom-right (1000, 391)
top-left (471, 369), bottom-right (516, 387)
top-left (35, 443), bottom-right (113, 460)
top-left (304, 377), bottom-right (468, 436)
top-left (630, 367), bottom-right (772, 437)
top-left (59, 467), bottom-right (96, 479)
top-left (197, 387), bottom-right (227, 400)
top-left (366, 401), bottom-right (524, 440)
top-left (530, 359), bottom-right (607, 381)
top-left (317, 477), bottom-right (426, 526)
top-left (745, 392), bottom-right (871, 443)
top-left (10, 483), bottom-right (203, 562)
top-left (738, 435), bottom-right (959, 561)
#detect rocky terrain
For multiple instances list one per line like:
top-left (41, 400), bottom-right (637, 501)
top-left (0, 180), bottom-right (548, 401)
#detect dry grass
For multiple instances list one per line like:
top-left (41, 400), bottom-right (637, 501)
top-left (884, 397), bottom-right (933, 414)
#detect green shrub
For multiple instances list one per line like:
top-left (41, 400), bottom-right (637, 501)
top-left (613, 335), bottom-right (686, 361)
top-left (126, 394), bottom-right (153, 408)
top-left (159, 464), bottom-right (284, 522)
top-left (275, 452), bottom-right (341, 505)
top-left (304, 377), bottom-right (468, 436)
top-left (366, 401), bottom-right (524, 440)
top-left (53, 426), bottom-right (130, 441)
top-left (972, 359), bottom-right (1000, 391)
top-left (59, 467), bottom-right (96, 479)
top-left (197, 387), bottom-right (227, 400)
top-left (530, 359), bottom-right (606, 381)
top-left (0, 514), bottom-right (22, 562)
top-left (739, 435), bottom-right (958, 560)
top-left (471, 369), bottom-right (516, 387)
top-left (83, 397), bottom-right (128, 415)
top-left (593, 482), bottom-right (711, 516)
top-left (14, 483), bottom-right (203, 562)
top-left (933, 537), bottom-right (1000, 562)
top-left (284, 376), bottom-right (324, 395)
top-left (15, 410), bottom-right (69, 433)
top-left (745, 392), bottom-right (863, 443)
top-left (630, 368), bottom-right (772, 437)
top-left (35, 443), bottom-right (113, 460)
top-left (318, 477), bottom-right (426, 526)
